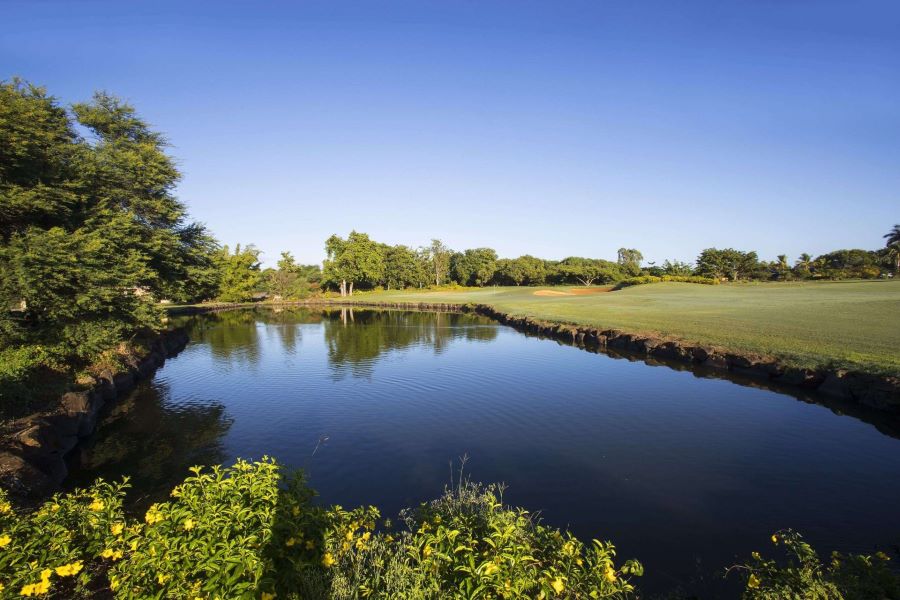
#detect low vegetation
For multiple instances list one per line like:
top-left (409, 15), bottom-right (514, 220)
top-left (0, 459), bottom-right (894, 599)
top-left (0, 459), bottom-right (644, 599)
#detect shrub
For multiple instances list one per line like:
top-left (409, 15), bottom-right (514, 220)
top-left (732, 529), bottom-right (899, 599)
top-left (613, 275), bottom-right (719, 290)
top-left (0, 459), bottom-right (642, 599)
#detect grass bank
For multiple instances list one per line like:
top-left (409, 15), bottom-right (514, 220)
top-left (328, 280), bottom-right (900, 376)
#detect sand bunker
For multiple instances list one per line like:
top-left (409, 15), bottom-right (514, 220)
top-left (533, 290), bottom-right (572, 296)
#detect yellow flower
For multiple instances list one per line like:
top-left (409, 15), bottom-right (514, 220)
top-left (604, 566), bottom-right (616, 583)
top-left (771, 534), bottom-right (778, 544)
top-left (49, 504), bottom-right (59, 513)
top-left (157, 573), bottom-right (170, 585)
top-left (40, 569), bottom-right (52, 582)
top-left (20, 577), bottom-right (51, 596)
top-left (748, 573), bottom-right (761, 589)
top-left (344, 530), bottom-right (354, 542)
top-left (55, 561), bottom-right (83, 576)
top-left (550, 576), bottom-right (565, 594)
top-left (261, 593), bottom-right (276, 600)
top-left (183, 518), bottom-right (195, 531)
top-left (109, 576), bottom-right (119, 591)
top-left (0, 534), bottom-right (10, 548)
top-left (285, 537), bottom-right (296, 547)
top-left (0, 501), bottom-right (10, 514)
top-left (751, 551), bottom-right (760, 560)
top-left (111, 523), bottom-right (124, 536)
top-left (145, 508), bottom-right (164, 525)
top-left (422, 545), bottom-right (433, 558)
top-left (322, 553), bottom-right (336, 567)
top-left (89, 499), bottom-right (105, 512)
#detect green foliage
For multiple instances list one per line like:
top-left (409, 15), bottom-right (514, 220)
top-left (0, 459), bottom-right (645, 599)
top-left (551, 258), bottom-right (625, 286)
top-left (382, 245), bottom-right (428, 290)
top-left (0, 79), bottom-right (220, 406)
top-left (735, 530), bottom-right (899, 600)
top-left (494, 255), bottom-right (547, 286)
top-left (323, 232), bottom-right (385, 295)
top-left (809, 249), bottom-right (884, 280)
top-left (451, 248), bottom-right (498, 287)
top-left (265, 252), bottom-right (317, 300)
top-left (695, 248), bottom-right (759, 281)
top-left (616, 249), bottom-right (643, 277)
top-left (216, 244), bottom-right (263, 302)
top-left (613, 275), bottom-right (718, 289)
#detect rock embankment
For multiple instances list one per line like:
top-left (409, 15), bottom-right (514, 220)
top-left (310, 300), bottom-right (900, 413)
top-left (0, 329), bottom-right (189, 500)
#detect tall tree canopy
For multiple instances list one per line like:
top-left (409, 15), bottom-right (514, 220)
top-left (0, 80), bottom-right (218, 363)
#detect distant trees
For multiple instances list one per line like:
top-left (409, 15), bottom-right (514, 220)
top-left (695, 248), bottom-right (759, 281)
top-left (884, 225), bottom-right (900, 274)
top-left (264, 252), bottom-right (320, 300)
top-left (216, 244), bottom-right (262, 302)
top-left (494, 255), bottom-right (547, 286)
top-left (617, 248), bottom-right (644, 277)
top-left (451, 248), bottom-right (498, 287)
top-left (323, 232), bottom-right (384, 296)
top-left (553, 257), bottom-right (623, 286)
top-left (427, 239), bottom-right (452, 286)
top-left (382, 245), bottom-right (428, 290)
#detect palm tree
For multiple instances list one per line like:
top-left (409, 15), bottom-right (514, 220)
top-left (885, 225), bottom-right (900, 247)
top-left (794, 253), bottom-right (812, 278)
top-left (886, 242), bottom-right (900, 275)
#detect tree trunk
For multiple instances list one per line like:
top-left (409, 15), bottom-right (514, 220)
top-left (340, 279), bottom-right (346, 297)
top-left (349, 281), bottom-right (354, 296)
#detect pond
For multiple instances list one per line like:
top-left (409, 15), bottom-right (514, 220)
top-left (67, 308), bottom-right (900, 596)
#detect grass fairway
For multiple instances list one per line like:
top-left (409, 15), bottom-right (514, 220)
top-left (339, 280), bottom-right (900, 375)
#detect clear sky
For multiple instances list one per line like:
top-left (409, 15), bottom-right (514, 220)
top-left (3, 1), bottom-right (898, 267)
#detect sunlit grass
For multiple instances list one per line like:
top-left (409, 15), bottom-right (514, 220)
top-left (339, 280), bottom-right (900, 375)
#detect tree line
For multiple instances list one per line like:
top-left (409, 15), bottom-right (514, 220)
top-left (1, 79), bottom-right (897, 405)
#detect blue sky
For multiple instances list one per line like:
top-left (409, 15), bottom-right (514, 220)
top-left (3, 1), bottom-right (898, 266)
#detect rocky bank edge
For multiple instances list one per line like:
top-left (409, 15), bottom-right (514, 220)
top-left (309, 300), bottom-right (900, 412)
top-left (0, 329), bottom-right (189, 501)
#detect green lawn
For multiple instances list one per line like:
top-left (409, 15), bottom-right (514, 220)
top-left (337, 280), bottom-right (900, 375)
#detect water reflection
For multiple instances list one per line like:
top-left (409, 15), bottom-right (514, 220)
top-left (322, 309), bottom-right (498, 379)
top-left (68, 308), bottom-right (900, 597)
top-left (67, 381), bottom-right (232, 506)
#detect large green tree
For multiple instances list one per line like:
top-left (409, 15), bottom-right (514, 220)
top-left (322, 232), bottom-right (384, 296)
top-left (451, 248), bottom-right (498, 286)
top-left (216, 244), bottom-right (262, 302)
top-left (0, 80), bottom-right (218, 364)
top-left (695, 248), bottom-right (759, 281)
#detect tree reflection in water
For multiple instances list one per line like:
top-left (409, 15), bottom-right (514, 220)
top-left (66, 380), bottom-right (233, 509)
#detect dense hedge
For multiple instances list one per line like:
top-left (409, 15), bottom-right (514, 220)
top-left (0, 460), bottom-right (895, 598)
top-left (613, 275), bottom-right (719, 290)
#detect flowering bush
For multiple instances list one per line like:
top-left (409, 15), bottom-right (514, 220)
top-left (0, 459), bottom-right (641, 599)
top-left (734, 529), bottom-right (898, 600)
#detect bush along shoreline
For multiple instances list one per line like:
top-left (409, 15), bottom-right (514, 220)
top-left (0, 459), bottom-right (895, 599)
top-left (0, 329), bottom-right (189, 501)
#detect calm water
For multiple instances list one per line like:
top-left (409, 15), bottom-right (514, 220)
top-left (69, 308), bottom-right (900, 596)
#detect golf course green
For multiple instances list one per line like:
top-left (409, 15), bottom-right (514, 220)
top-left (334, 280), bottom-right (900, 375)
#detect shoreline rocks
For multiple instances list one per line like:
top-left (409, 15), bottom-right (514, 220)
top-left (0, 329), bottom-right (189, 501)
top-left (299, 299), bottom-right (900, 414)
